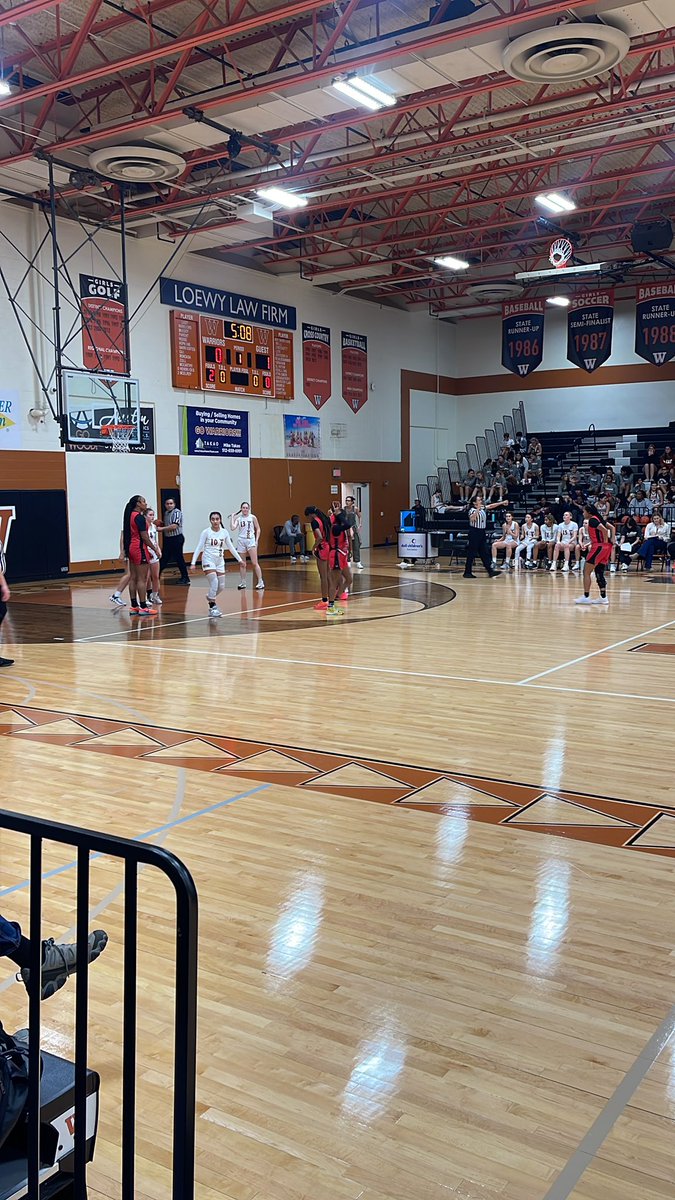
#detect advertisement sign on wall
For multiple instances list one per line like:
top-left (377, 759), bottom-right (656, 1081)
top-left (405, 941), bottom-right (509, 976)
top-left (79, 274), bottom-right (130, 374)
top-left (65, 407), bottom-right (155, 454)
top-left (302, 323), bottom-right (332, 409)
top-left (0, 390), bottom-right (21, 449)
top-left (501, 300), bottom-right (545, 377)
top-left (635, 283), bottom-right (675, 365)
top-left (341, 331), bottom-right (368, 412)
top-left (160, 276), bottom-right (297, 330)
top-left (180, 406), bottom-right (249, 456)
top-left (283, 414), bottom-right (321, 459)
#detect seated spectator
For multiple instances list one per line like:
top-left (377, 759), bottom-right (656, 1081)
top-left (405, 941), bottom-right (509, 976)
top-left (528, 436), bottom-right (542, 458)
top-left (602, 467), bottom-right (618, 497)
top-left (523, 449), bottom-right (543, 486)
top-left (515, 514), bottom-right (539, 568)
top-left (533, 512), bottom-right (558, 567)
top-left (629, 487), bottom-right (653, 516)
top-left (516, 430), bottom-right (528, 453)
top-left (619, 464), bottom-right (634, 501)
top-left (530, 500), bottom-right (548, 528)
top-left (596, 494), bottom-right (612, 522)
top-left (586, 465), bottom-right (603, 495)
top-left (617, 514), bottom-right (642, 570)
top-left (639, 513), bottom-right (671, 569)
top-left (461, 468), bottom-right (477, 500)
top-left (280, 515), bottom-right (309, 561)
top-left (491, 512), bottom-right (520, 569)
top-left (412, 499), bottom-right (427, 528)
top-left (501, 432), bottom-right (514, 451)
top-left (660, 444), bottom-right (674, 481)
top-left (575, 519), bottom-right (591, 571)
top-left (431, 489), bottom-right (456, 516)
top-left (488, 467), bottom-right (508, 503)
top-left (644, 442), bottom-right (658, 482)
top-left (563, 465), bottom-right (582, 493)
top-left (551, 511), bottom-right (578, 572)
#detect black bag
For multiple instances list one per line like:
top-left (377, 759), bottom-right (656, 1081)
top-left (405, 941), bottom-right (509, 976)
top-left (0, 1024), bottom-right (30, 1152)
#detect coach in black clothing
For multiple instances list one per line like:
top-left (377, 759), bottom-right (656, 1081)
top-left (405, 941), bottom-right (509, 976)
top-left (463, 497), bottom-right (503, 579)
top-left (158, 498), bottom-right (190, 584)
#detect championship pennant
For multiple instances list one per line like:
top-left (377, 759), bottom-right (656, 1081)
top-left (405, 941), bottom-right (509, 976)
top-left (302, 323), bottom-right (332, 410)
top-left (79, 274), bottom-right (130, 374)
top-left (341, 331), bottom-right (368, 412)
top-left (567, 290), bottom-right (614, 373)
top-left (501, 300), bottom-right (545, 377)
top-left (635, 283), bottom-right (675, 365)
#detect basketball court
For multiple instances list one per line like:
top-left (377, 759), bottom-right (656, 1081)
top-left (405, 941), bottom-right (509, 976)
top-left (1, 554), bottom-right (673, 1200)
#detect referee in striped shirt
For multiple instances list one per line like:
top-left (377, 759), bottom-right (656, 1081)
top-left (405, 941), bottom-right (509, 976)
top-left (0, 537), bottom-right (13, 667)
top-left (463, 496), bottom-right (503, 579)
top-left (158, 498), bottom-right (190, 584)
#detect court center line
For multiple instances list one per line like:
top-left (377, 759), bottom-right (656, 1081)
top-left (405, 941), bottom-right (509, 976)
top-left (72, 583), bottom-right (420, 643)
top-left (518, 617), bottom-right (675, 683)
top-left (542, 1002), bottom-right (675, 1200)
top-left (114, 642), bottom-right (675, 705)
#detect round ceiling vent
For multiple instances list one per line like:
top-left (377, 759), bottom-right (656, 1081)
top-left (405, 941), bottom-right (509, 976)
top-left (88, 144), bottom-right (185, 183)
top-left (503, 23), bottom-right (630, 83)
top-left (467, 280), bottom-right (524, 303)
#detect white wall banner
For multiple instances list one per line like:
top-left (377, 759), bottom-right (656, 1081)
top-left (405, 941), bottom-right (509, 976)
top-left (0, 390), bottom-right (21, 449)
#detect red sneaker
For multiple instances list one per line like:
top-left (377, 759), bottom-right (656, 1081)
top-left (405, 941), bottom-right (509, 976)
top-left (313, 600), bottom-right (329, 611)
top-left (129, 606), bottom-right (140, 615)
top-left (339, 591), bottom-right (349, 600)
top-left (137, 607), bottom-right (158, 616)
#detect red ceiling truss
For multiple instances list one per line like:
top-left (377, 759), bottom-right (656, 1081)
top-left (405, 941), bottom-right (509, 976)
top-left (0, 0), bottom-right (673, 314)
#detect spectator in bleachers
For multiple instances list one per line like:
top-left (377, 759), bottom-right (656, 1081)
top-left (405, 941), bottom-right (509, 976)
top-left (660, 445), bottom-right (674, 481)
top-left (602, 467), bottom-right (618, 498)
top-left (488, 466), bottom-right (508, 504)
top-left (617, 515), bottom-right (642, 570)
top-left (639, 513), bottom-right (671, 570)
top-left (431, 489), bottom-right (455, 516)
top-left (644, 443), bottom-right (659, 482)
top-left (550, 511), bottom-right (578, 572)
top-left (586, 465), bottom-right (603, 495)
top-left (528, 436), bottom-right (542, 459)
top-left (596, 495), bottom-right (612, 522)
top-left (491, 512), bottom-right (520, 570)
top-left (502, 432), bottom-right (514, 452)
top-left (523, 449), bottom-right (542, 486)
top-left (515, 514), bottom-right (539, 569)
top-left (629, 487), bottom-right (651, 516)
top-left (460, 468), bottom-right (477, 500)
top-left (533, 512), bottom-right (558, 568)
top-left (618, 465), bottom-right (634, 503)
top-left (516, 431), bottom-right (528, 453)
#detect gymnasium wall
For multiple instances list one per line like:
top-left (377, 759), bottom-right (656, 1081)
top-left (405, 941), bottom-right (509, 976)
top-left (446, 303), bottom-right (675, 444)
top-left (0, 204), bottom-right (454, 570)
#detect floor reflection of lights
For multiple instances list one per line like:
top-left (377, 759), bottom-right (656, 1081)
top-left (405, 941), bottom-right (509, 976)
top-left (265, 871), bottom-right (324, 989)
top-left (527, 858), bottom-right (571, 977)
top-left (341, 1013), bottom-right (407, 1126)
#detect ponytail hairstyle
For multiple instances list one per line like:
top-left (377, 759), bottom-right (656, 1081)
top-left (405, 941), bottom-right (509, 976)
top-left (304, 504), bottom-right (331, 541)
top-left (122, 495), bottom-right (142, 556)
top-left (584, 502), bottom-right (607, 527)
top-left (209, 511), bottom-right (223, 525)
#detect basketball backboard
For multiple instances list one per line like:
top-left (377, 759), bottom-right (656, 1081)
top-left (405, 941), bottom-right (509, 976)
top-left (63, 371), bottom-right (141, 445)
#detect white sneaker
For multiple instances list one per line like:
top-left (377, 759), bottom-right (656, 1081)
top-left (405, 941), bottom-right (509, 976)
top-left (575, 596), bottom-right (593, 605)
top-left (500, 563), bottom-right (509, 571)
top-left (209, 606), bottom-right (222, 617)
top-left (572, 563), bottom-right (580, 571)
top-left (397, 562), bottom-right (409, 569)
top-left (562, 563), bottom-right (569, 573)
top-left (620, 564), bottom-right (629, 571)
top-left (356, 562), bottom-right (365, 570)
top-left (256, 581), bottom-right (265, 590)
top-left (110, 593), bottom-right (126, 606)
top-left (300, 556), bottom-right (310, 562)
top-left (154, 595), bottom-right (163, 605)
top-left (237, 582), bottom-right (246, 590)
top-left (610, 564), bottom-right (617, 573)
top-left (290, 556), bottom-right (297, 563)
top-left (593, 596), bottom-right (609, 605)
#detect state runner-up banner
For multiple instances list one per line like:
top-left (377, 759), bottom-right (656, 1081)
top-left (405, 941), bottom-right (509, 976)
top-left (635, 283), bottom-right (675, 365)
top-left (79, 274), bottom-right (130, 374)
top-left (501, 300), bottom-right (545, 377)
top-left (567, 289), bottom-right (614, 373)
top-left (341, 331), bottom-right (368, 412)
top-left (302, 323), bottom-right (331, 410)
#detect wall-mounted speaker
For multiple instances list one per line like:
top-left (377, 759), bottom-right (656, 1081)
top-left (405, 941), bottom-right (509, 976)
top-left (630, 218), bottom-right (673, 255)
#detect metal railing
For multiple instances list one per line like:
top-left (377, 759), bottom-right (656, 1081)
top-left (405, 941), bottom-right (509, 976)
top-left (0, 806), bottom-right (198, 1200)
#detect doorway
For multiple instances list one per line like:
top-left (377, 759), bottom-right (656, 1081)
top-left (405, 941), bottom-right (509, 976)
top-left (341, 482), bottom-right (370, 548)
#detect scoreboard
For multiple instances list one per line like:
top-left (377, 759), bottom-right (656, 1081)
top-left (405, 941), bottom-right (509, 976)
top-left (170, 310), bottom-right (294, 400)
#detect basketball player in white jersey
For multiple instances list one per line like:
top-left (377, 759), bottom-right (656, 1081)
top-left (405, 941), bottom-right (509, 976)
top-left (491, 512), bottom-right (520, 569)
top-left (192, 511), bottom-right (243, 616)
top-left (533, 513), bottom-right (558, 568)
top-left (575, 520), bottom-right (591, 571)
top-left (551, 511), bottom-right (578, 572)
top-left (230, 502), bottom-right (264, 590)
top-left (145, 508), bottom-right (162, 605)
top-left (514, 514), bottom-right (539, 568)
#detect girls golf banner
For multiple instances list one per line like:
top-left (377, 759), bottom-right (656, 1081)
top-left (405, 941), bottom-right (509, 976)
top-left (567, 289), bottom-right (614, 373)
top-left (501, 300), bottom-right (545, 377)
top-left (302, 323), bottom-right (331, 410)
top-left (79, 274), bottom-right (129, 374)
top-left (635, 283), bottom-right (675, 365)
top-left (341, 331), bottom-right (368, 412)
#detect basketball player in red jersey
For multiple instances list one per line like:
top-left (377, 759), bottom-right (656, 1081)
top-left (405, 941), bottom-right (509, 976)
top-left (575, 504), bottom-right (611, 606)
top-left (326, 506), bottom-right (352, 617)
top-left (122, 495), bottom-right (157, 616)
top-left (305, 505), bottom-right (332, 610)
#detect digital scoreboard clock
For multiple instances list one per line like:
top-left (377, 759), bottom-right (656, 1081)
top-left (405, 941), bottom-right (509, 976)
top-left (170, 310), bottom-right (294, 400)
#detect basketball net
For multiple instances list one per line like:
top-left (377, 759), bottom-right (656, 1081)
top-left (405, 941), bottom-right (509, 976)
top-left (102, 424), bottom-right (134, 452)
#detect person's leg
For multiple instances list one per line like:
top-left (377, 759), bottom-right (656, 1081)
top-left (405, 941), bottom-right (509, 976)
top-left (249, 546), bottom-right (264, 587)
top-left (576, 558), bottom-right (594, 602)
top-left (205, 570), bottom-right (219, 611)
top-left (643, 538), bottom-right (655, 569)
top-left (149, 560), bottom-right (161, 602)
top-left (131, 563), bottom-right (148, 608)
top-left (174, 535), bottom-right (190, 582)
top-left (159, 537), bottom-right (176, 576)
top-left (1, 914), bottom-right (109, 1001)
top-left (561, 545), bottom-right (570, 571)
top-left (594, 562), bottom-right (608, 602)
top-left (491, 539), bottom-right (503, 564)
top-left (238, 548), bottom-right (248, 588)
top-left (0, 598), bottom-right (11, 666)
top-left (314, 557), bottom-right (330, 607)
top-left (0, 913), bottom-right (23, 959)
top-left (478, 534), bottom-right (496, 575)
top-left (463, 533), bottom-right (476, 577)
top-left (352, 529), bottom-right (362, 565)
top-left (110, 564), bottom-right (130, 604)
top-left (339, 561), bottom-right (353, 599)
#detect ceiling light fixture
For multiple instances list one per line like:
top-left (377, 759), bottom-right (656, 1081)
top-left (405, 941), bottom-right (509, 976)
top-left (535, 192), bottom-right (576, 214)
top-left (332, 75), bottom-right (395, 111)
top-left (255, 186), bottom-right (308, 209)
top-left (546, 296), bottom-right (570, 307)
top-left (0, 79), bottom-right (11, 97)
top-left (433, 254), bottom-right (470, 270)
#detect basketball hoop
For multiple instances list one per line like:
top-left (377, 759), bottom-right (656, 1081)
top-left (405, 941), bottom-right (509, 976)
top-left (549, 238), bottom-right (574, 269)
top-left (101, 424), bottom-right (135, 452)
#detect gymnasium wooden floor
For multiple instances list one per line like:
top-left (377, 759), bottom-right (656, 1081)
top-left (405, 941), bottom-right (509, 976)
top-left (1, 549), bottom-right (674, 1200)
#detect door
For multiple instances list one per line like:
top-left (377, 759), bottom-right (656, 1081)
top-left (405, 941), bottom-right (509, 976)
top-left (341, 482), bottom-right (370, 548)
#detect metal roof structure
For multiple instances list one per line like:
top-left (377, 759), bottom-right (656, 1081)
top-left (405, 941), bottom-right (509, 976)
top-left (1, 0), bottom-right (675, 317)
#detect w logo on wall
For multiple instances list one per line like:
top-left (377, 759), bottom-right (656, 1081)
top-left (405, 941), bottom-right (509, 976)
top-left (0, 507), bottom-right (15, 551)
